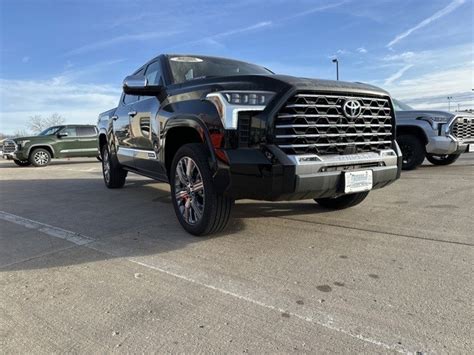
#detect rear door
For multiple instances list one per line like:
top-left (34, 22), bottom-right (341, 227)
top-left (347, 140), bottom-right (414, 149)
top-left (131, 60), bottom-right (166, 177)
top-left (113, 68), bottom-right (144, 168)
top-left (75, 126), bottom-right (98, 157)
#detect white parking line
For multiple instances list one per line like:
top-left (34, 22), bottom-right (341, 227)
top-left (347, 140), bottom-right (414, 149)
top-left (0, 211), bottom-right (93, 245)
top-left (0, 210), bottom-right (411, 353)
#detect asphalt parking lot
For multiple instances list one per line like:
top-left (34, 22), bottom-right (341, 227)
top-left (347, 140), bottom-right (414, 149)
top-left (1, 155), bottom-right (472, 353)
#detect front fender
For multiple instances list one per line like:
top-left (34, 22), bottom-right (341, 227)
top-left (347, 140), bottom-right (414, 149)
top-left (25, 143), bottom-right (57, 157)
top-left (162, 115), bottom-right (218, 171)
top-left (396, 122), bottom-right (432, 145)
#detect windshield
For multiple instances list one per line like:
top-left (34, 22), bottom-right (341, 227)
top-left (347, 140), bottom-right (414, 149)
top-left (393, 99), bottom-right (414, 111)
top-left (39, 126), bottom-right (62, 136)
top-left (167, 55), bottom-right (272, 84)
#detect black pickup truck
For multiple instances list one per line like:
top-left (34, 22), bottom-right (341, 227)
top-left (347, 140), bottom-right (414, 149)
top-left (98, 54), bottom-right (402, 235)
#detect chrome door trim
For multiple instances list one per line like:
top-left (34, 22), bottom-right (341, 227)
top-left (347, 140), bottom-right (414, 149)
top-left (59, 148), bottom-right (97, 153)
top-left (117, 147), bottom-right (157, 160)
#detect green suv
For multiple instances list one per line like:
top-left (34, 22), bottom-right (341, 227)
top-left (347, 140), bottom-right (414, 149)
top-left (2, 125), bottom-right (99, 167)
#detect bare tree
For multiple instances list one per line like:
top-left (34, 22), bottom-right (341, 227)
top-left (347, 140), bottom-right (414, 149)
top-left (13, 129), bottom-right (30, 138)
top-left (27, 115), bottom-right (44, 134)
top-left (27, 113), bottom-right (65, 133)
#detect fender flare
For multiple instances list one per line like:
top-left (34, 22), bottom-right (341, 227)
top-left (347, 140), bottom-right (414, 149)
top-left (162, 115), bottom-right (218, 171)
top-left (396, 124), bottom-right (430, 145)
top-left (26, 144), bottom-right (56, 158)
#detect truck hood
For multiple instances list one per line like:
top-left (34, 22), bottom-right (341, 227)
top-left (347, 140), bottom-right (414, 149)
top-left (174, 74), bottom-right (389, 97)
top-left (395, 110), bottom-right (455, 120)
top-left (13, 135), bottom-right (50, 142)
top-left (271, 74), bottom-right (389, 95)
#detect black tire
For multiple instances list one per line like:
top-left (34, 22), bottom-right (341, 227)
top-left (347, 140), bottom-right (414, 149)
top-left (315, 191), bottom-right (370, 210)
top-left (29, 148), bottom-right (51, 167)
top-left (13, 159), bottom-right (31, 167)
top-left (170, 143), bottom-right (233, 236)
top-left (426, 153), bottom-right (461, 166)
top-left (397, 134), bottom-right (425, 170)
top-left (101, 144), bottom-right (127, 188)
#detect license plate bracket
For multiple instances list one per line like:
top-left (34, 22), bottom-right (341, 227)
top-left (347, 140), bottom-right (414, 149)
top-left (344, 170), bottom-right (373, 194)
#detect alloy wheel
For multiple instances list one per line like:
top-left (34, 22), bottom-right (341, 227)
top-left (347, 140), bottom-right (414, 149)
top-left (103, 149), bottom-right (111, 184)
top-left (401, 143), bottom-right (413, 165)
top-left (174, 156), bottom-right (205, 225)
top-left (34, 151), bottom-right (49, 166)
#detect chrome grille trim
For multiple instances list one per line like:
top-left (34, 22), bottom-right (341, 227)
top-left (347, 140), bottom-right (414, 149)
top-left (276, 123), bottom-right (392, 129)
top-left (451, 116), bottom-right (473, 141)
top-left (276, 133), bottom-right (390, 138)
top-left (286, 104), bottom-right (391, 110)
top-left (293, 93), bottom-right (389, 101)
top-left (277, 114), bottom-right (392, 119)
top-left (274, 92), bottom-right (394, 155)
top-left (279, 141), bottom-right (393, 148)
top-left (2, 140), bottom-right (17, 154)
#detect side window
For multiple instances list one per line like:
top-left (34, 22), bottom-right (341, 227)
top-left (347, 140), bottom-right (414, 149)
top-left (140, 118), bottom-right (150, 138)
top-left (123, 94), bottom-right (138, 105)
top-left (145, 61), bottom-right (163, 86)
top-left (61, 127), bottom-right (77, 137)
top-left (123, 68), bottom-right (145, 105)
top-left (76, 126), bottom-right (97, 137)
top-left (393, 101), bottom-right (401, 111)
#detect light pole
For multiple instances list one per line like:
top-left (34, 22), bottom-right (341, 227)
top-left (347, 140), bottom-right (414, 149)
top-left (332, 58), bottom-right (339, 80)
top-left (447, 96), bottom-right (453, 111)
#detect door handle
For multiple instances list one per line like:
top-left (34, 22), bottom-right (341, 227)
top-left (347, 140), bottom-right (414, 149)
top-left (128, 111), bottom-right (137, 117)
top-left (111, 115), bottom-right (118, 121)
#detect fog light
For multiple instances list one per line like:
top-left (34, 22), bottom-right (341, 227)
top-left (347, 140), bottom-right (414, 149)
top-left (264, 151), bottom-right (274, 161)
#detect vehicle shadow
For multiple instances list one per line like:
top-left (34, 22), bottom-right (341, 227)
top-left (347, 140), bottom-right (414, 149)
top-left (0, 176), bottom-right (334, 272)
top-left (0, 158), bottom-right (100, 169)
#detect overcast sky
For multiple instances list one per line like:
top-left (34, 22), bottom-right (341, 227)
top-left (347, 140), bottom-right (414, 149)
top-left (0, 0), bottom-right (473, 134)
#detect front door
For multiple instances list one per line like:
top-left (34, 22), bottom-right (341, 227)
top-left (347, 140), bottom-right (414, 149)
top-left (55, 126), bottom-right (82, 157)
top-left (75, 126), bottom-right (98, 157)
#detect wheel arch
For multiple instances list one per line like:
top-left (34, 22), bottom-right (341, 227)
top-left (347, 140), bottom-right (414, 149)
top-left (98, 133), bottom-right (107, 153)
top-left (27, 144), bottom-right (55, 158)
top-left (396, 125), bottom-right (429, 145)
top-left (162, 116), bottom-right (218, 178)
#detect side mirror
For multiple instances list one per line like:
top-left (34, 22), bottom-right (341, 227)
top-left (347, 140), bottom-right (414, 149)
top-left (57, 132), bottom-right (68, 138)
top-left (123, 75), bottom-right (162, 96)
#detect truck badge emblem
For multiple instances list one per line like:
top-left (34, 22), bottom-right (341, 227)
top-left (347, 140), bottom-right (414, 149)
top-left (343, 99), bottom-right (362, 119)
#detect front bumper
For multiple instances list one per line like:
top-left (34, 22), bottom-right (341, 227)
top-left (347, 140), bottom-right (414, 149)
top-left (2, 152), bottom-right (16, 160)
top-left (215, 143), bottom-right (402, 201)
top-left (425, 136), bottom-right (474, 155)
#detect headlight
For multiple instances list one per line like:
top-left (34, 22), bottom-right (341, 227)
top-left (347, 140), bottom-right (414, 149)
top-left (16, 140), bottom-right (30, 146)
top-left (206, 91), bottom-right (275, 129)
top-left (417, 116), bottom-right (449, 129)
top-left (429, 116), bottom-right (449, 124)
top-left (223, 92), bottom-right (274, 105)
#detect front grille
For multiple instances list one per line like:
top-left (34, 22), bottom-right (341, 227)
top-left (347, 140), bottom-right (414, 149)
top-left (451, 116), bottom-right (473, 141)
top-left (274, 92), bottom-right (394, 155)
top-left (237, 112), bottom-right (251, 147)
top-left (2, 140), bottom-right (16, 153)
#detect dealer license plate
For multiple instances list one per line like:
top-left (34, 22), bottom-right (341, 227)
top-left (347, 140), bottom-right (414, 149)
top-left (344, 170), bottom-right (373, 194)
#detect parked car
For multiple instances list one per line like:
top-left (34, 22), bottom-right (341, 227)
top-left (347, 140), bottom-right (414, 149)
top-left (394, 99), bottom-right (474, 170)
top-left (98, 54), bottom-right (402, 235)
top-left (2, 125), bottom-right (99, 167)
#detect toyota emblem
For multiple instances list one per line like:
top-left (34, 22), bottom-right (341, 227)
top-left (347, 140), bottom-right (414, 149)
top-left (343, 99), bottom-right (362, 119)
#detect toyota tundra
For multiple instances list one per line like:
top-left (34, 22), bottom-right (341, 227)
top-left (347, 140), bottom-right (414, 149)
top-left (98, 54), bottom-right (402, 235)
